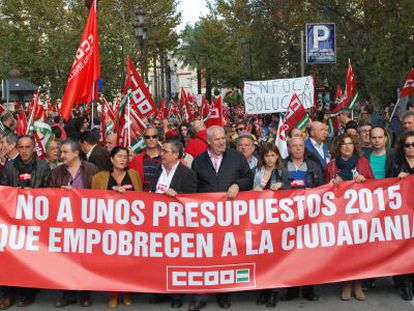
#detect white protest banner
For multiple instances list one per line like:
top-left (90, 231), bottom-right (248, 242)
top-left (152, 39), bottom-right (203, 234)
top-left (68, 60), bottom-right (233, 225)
top-left (244, 76), bottom-right (314, 114)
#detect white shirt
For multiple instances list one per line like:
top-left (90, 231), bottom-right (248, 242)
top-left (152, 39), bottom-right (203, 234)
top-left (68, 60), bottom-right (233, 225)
top-left (155, 161), bottom-right (180, 193)
top-left (310, 138), bottom-right (329, 163)
top-left (207, 149), bottom-right (223, 173)
top-left (86, 144), bottom-right (97, 161)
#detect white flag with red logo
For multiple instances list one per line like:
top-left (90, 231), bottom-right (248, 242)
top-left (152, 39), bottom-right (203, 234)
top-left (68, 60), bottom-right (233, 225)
top-left (284, 93), bottom-right (310, 134)
top-left (275, 117), bottom-right (289, 159)
top-left (205, 96), bottom-right (224, 128)
top-left (399, 69), bottom-right (414, 99)
top-left (124, 55), bottom-right (157, 118)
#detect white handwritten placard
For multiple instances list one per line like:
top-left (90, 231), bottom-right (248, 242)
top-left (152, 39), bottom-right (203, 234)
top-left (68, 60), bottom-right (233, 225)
top-left (243, 76), bottom-right (314, 114)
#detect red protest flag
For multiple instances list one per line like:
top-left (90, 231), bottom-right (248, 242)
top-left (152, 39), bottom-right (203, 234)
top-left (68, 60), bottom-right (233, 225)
top-left (157, 99), bottom-right (169, 120)
top-left (16, 106), bottom-right (28, 136)
top-left (399, 69), bottom-right (414, 99)
top-left (60, 0), bottom-right (100, 121)
top-left (124, 56), bottom-right (157, 118)
top-left (179, 87), bottom-right (192, 122)
top-left (205, 96), bottom-right (224, 128)
top-left (343, 60), bottom-right (358, 110)
top-left (284, 93), bottom-right (310, 134)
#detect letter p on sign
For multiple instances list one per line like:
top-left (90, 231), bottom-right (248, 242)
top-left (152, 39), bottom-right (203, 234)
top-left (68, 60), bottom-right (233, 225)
top-left (313, 25), bottom-right (330, 49)
top-left (306, 23), bottom-right (336, 64)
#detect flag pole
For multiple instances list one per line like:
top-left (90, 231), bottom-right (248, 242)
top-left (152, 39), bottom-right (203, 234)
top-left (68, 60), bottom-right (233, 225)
top-left (26, 87), bottom-right (40, 134)
top-left (127, 92), bottom-right (131, 148)
top-left (91, 82), bottom-right (95, 129)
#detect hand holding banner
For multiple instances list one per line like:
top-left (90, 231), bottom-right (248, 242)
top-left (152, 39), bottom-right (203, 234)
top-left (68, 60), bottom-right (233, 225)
top-left (0, 177), bottom-right (414, 292)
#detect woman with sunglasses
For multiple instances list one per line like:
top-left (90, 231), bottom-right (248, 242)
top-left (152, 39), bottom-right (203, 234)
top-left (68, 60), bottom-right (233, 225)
top-left (394, 131), bottom-right (414, 301)
top-left (91, 146), bottom-right (142, 308)
top-left (325, 133), bottom-right (374, 301)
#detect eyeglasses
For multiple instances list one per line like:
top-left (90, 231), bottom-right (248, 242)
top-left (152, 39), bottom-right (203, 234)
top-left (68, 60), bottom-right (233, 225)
top-left (237, 128), bottom-right (245, 131)
top-left (404, 143), bottom-right (414, 148)
top-left (160, 149), bottom-right (173, 154)
top-left (144, 135), bottom-right (158, 140)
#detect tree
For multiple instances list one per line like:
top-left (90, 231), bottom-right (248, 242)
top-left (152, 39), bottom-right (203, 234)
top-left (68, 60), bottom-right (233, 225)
top-left (0, 0), bottom-right (181, 101)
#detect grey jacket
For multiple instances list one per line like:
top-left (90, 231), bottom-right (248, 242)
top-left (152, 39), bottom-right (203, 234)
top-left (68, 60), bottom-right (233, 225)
top-left (0, 156), bottom-right (51, 188)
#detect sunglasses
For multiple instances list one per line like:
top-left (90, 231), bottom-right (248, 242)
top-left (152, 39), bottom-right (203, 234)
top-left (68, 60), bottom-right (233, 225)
top-left (404, 143), bottom-right (414, 148)
top-left (144, 135), bottom-right (158, 139)
top-left (237, 128), bottom-right (245, 131)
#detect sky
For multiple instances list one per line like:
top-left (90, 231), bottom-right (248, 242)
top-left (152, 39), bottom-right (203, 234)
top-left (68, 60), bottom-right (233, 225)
top-left (176, 0), bottom-right (209, 32)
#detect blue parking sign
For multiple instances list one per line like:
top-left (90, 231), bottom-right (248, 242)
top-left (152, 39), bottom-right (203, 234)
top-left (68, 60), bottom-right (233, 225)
top-left (306, 23), bottom-right (336, 64)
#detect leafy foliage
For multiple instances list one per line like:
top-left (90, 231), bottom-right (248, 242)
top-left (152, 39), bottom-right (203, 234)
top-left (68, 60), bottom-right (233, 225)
top-left (0, 0), bottom-right (180, 100)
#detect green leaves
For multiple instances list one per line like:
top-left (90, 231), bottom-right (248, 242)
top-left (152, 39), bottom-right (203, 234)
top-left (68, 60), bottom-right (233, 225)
top-left (0, 0), bottom-right (180, 100)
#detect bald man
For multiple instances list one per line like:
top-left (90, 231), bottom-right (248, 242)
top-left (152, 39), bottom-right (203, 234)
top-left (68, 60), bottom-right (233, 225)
top-left (105, 133), bottom-right (117, 153)
top-left (305, 121), bottom-right (330, 170)
top-left (184, 120), bottom-right (208, 159)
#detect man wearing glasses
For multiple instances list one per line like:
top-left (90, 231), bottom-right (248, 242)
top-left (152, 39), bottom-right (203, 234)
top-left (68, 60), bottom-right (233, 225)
top-left (129, 127), bottom-right (162, 192)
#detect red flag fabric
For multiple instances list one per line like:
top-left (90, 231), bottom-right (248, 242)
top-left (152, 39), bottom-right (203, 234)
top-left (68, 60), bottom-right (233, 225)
top-left (179, 88), bottom-right (195, 122)
top-left (399, 69), bottom-right (414, 99)
top-left (169, 100), bottom-right (180, 121)
top-left (60, 0), bottom-right (100, 121)
top-left (16, 107), bottom-right (28, 136)
top-left (157, 99), bottom-right (168, 120)
top-left (124, 56), bottom-right (157, 118)
top-left (205, 96), bottom-right (224, 128)
top-left (342, 61), bottom-right (358, 110)
top-left (1, 177), bottom-right (414, 292)
top-left (284, 93), bottom-right (310, 134)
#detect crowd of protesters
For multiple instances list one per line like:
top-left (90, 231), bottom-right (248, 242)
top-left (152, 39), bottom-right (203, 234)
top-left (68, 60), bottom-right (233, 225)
top-left (0, 100), bottom-right (413, 310)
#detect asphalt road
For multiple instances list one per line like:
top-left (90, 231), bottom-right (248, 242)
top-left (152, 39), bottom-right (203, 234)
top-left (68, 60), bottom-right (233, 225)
top-left (4, 277), bottom-right (413, 310)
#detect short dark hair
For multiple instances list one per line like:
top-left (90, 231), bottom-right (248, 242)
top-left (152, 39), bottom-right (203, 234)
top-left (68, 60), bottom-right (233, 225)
top-left (163, 139), bottom-right (184, 158)
top-left (110, 146), bottom-right (129, 158)
top-left (18, 134), bottom-right (35, 146)
top-left (345, 120), bottom-right (358, 131)
top-left (53, 116), bottom-right (62, 124)
top-left (370, 125), bottom-right (388, 137)
top-left (79, 130), bottom-right (99, 145)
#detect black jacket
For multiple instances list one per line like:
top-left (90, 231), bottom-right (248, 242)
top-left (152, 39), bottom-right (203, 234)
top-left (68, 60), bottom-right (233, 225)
top-left (88, 145), bottom-right (110, 171)
top-left (286, 155), bottom-right (324, 189)
top-left (366, 149), bottom-right (397, 178)
top-left (151, 162), bottom-right (197, 194)
top-left (192, 148), bottom-right (253, 193)
top-left (0, 156), bottom-right (50, 188)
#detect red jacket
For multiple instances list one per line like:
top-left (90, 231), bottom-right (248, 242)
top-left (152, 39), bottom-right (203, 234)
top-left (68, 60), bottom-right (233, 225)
top-left (129, 151), bottom-right (146, 182)
top-left (325, 156), bottom-right (375, 183)
top-left (185, 129), bottom-right (208, 159)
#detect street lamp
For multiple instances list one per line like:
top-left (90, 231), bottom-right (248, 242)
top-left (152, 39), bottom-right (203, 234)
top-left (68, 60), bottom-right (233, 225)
top-left (134, 5), bottom-right (147, 81)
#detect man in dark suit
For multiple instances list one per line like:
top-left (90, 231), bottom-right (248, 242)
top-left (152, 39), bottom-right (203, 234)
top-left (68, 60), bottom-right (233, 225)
top-left (304, 121), bottom-right (330, 171)
top-left (190, 125), bottom-right (253, 310)
top-left (151, 139), bottom-right (196, 308)
top-left (152, 139), bottom-right (197, 196)
top-left (79, 129), bottom-right (110, 171)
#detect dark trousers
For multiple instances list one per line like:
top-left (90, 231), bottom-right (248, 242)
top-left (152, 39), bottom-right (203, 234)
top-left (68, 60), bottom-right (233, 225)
top-left (1, 286), bottom-right (37, 299)
top-left (286, 285), bottom-right (315, 297)
top-left (61, 290), bottom-right (90, 301)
